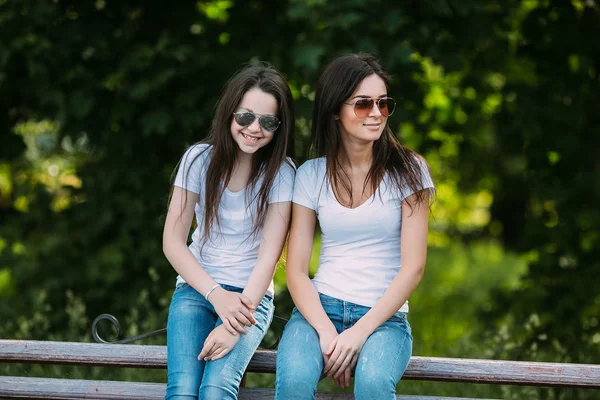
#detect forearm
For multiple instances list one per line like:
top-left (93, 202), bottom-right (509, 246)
top-left (288, 270), bottom-right (336, 335)
top-left (242, 261), bottom-right (276, 306)
top-left (353, 264), bottom-right (425, 336)
top-left (163, 241), bottom-right (217, 297)
top-left (242, 201), bottom-right (291, 305)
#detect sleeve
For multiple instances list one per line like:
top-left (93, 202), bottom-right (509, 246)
top-left (268, 159), bottom-right (296, 204)
top-left (399, 156), bottom-right (435, 200)
top-left (173, 144), bottom-right (209, 194)
top-left (292, 161), bottom-right (317, 210)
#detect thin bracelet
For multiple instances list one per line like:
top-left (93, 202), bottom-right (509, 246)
top-left (205, 284), bottom-right (220, 300)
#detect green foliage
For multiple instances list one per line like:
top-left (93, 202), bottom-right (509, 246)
top-left (1, 0), bottom-right (599, 398)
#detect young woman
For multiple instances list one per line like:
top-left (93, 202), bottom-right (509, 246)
top-left (162, 63), bottom-right (295, 399)
top-left (275, 54), bottom-right (434, 399)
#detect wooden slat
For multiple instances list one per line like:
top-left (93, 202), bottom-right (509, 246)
top-left (0, 377), bottom-right (492, 400)
top-left (0, 340), bottom-right (167, 368)
top-left (0, 339), bottom-right (273, 371)
top-left (403, 356), bottom-right (600, 388)
top-left (1, 340), bottom-right (600, 388)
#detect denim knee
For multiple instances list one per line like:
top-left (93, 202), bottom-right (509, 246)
top-left (199, 383), bottom-right (237, 400)
top-left (353, 317), bottom-right (412, 400)
top-left (354, 370), bottom-right (397, 400)
top-left (275, 309), bottom-right (324, 400)
top-left (164, 369), bottom-right (201, 400)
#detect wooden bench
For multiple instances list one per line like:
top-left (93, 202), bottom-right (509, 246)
top-left (1, 339), bottom-right (599, 399)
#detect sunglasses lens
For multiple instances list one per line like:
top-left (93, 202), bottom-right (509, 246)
top-left (378, 98), bottom-right (395, 117)
top-left (234, 112), bottom-right (256, 126)
top-left (259, 116), bottom-right (280, 132)
top-left (353, 99), bottom-right (374, 117)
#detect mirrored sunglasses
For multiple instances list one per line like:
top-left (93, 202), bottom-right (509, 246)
top-left (233, 111), bottom-right (281, 132)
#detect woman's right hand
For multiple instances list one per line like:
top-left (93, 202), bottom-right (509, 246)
top-left (318, 327), bottom-right (350, 388)
top-left (318, 327), bottom-right (338, 362)
top-left (208, 287), bottom-right (256, 335)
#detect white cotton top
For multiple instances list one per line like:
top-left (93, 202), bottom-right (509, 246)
top-left (293, 157), bottom-right (434, 312)
top-left (173, 143), bottom-right (295, 296)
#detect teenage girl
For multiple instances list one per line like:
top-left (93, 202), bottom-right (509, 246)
top-left (163, 63), bottom-right (295, 399)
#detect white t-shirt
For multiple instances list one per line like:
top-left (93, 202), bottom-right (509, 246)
top-left (293, 157), bottom-right (434, 312)
top-left (173, 143), bottom-right (295, 296)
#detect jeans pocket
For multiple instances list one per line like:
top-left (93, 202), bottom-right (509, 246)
top-left (389, 311), bottom-right (407, 323)
top-left (173, 282), bottom-right (189, 294)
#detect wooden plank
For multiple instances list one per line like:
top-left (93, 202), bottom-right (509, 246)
top-left (0, 339), bottom-right (167, 368)
top-left (0, 339), bottom-right (270, 370)
top-left (0, 377), bottom-right (492, 400)
top-left (402, 356), bottom-right (600, 388)
top-left (1, 340), bottom-right (600, 388)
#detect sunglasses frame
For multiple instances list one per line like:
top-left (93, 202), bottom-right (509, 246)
top-left (232, 111), bottom-right (281, 132)
top-left (343, 97), bottom-right (396, 118)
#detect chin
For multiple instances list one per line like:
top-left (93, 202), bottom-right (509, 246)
top-left (362, 131), bottom-right (384, 142)
top-left (237, 145), bottom-right (261, 155)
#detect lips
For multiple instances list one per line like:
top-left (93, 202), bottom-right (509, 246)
top-left (241, 132), bottom-right (261, 143)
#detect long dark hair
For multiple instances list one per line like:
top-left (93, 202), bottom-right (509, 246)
top-left (174, 62), bottom-right (295, 246)
top-left (311, 53), bottom-right (430, 210)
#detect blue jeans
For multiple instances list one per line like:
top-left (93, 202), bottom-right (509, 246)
top-left (165, 283), bottom-right (274, 400)
top-left (275, 293), bottom-right (412, 400)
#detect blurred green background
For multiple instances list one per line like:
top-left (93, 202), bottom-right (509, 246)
top-left (0, 0), bottom-right (599, 398)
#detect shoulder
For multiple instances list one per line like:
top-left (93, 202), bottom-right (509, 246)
top-left (413, 153), bottom-right (429, 168)
top-left (297, 157), bottom-right (326, 178)
top-left (280, 157), bottom-right (297, 175)
top-left (396, 149), bottom-right (430, 177)
top-left (412, 153), bottom-right (432, 180)
top-left (179, 143), bottom-right (212, 169)
top-left (273, 157), bottom-right (297, 183)
top-left (182, 143), bottom-right (211, 160)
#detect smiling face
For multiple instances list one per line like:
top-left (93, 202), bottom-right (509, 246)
top-left (337, 74), bottom-right (388, 145)
top-left (230, 88), bottom-right (278, 156)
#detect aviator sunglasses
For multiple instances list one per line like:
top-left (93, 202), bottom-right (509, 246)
top-left (343, 97), bottom-right (396, 118)
top-left (233, 110), bottom-right (281, 132)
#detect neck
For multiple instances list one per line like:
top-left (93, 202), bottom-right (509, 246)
top-left (235, 150), bottom-right (254, 170)
top-left (339, 138), bottom-right (373, 171)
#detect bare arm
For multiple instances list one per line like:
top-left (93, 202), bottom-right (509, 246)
top-left (287, 204), bottom-right (339, 347)
top-left (162, 187), bottom-right (217, 295)
top-left (163, 186), bottom-right (255, 334)
top-left (242, 201), bottom-right (292, 306)
top-left (199, 200), bottom-right (293, 361)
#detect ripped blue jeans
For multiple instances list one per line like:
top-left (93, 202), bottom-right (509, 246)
top-left (275, 293), bottom-right (412, 400)
top-left (165, 283), bottom-right (274, 400)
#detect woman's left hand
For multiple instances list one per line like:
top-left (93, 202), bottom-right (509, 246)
top-left (198, 324), bottom-right (241, 361)
top-left (323, 326), bottom-right (369, 380)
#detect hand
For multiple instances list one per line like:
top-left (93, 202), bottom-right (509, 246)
top-left (208, 287), bottom-right (256, 335)
top-left (198, 325), bottom-right (240, 361)
top-left (317, 327), bottom-right (341, 384)
top-left (318, 326), bottom-right (338, 361)
top-left (324, 326), bottom-right (369, 382)
top-left (333, 367), bottom-right (352, 389)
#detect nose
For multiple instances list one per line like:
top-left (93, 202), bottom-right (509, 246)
top-left (247, 117), bottom-right (262, 132)
top-left (369, 102), bottom-right (383, 117)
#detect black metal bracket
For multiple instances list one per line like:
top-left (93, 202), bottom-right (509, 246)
top-left (92, 314), bottom-right (167, 344)
top-left (91, 313), bottom-right (288, 349)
